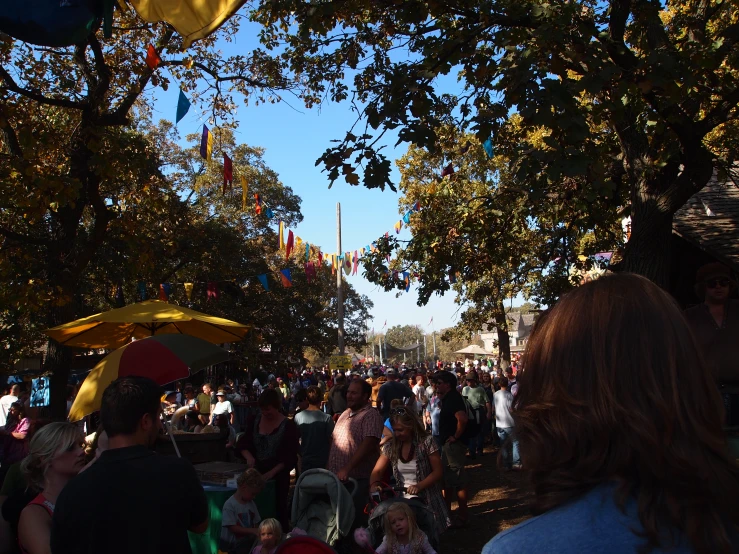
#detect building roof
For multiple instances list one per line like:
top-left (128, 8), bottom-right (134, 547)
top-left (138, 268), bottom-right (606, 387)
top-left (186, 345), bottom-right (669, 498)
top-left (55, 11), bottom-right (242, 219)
top-left (673, 172), bottom-right (739, 272)
top-left (482, 311), bottom-right (538, 334)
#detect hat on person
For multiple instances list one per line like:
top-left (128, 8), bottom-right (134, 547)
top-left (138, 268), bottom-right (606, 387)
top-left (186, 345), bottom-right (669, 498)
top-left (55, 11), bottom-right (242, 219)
top-left (465, 371), bottom-right (478, 382)
top-left (473, 359), bottom-right (479, 365)
top-left (216, 390), bottom-right (226, 396)
top-left (433, 371), bottom-right (457, 386)
top-left (386, 367), bottom-right (397, 375)
top-left (696, 262), bottom-right (730, 283)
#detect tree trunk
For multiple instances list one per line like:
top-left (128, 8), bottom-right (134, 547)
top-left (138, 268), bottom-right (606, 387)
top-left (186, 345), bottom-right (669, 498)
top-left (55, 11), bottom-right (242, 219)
top-left (617, 185), bottom-right (674, 289)
top-left (43, 299), bottom-right (78, 421)
top-left (494, 300), bottom-right (511, 367)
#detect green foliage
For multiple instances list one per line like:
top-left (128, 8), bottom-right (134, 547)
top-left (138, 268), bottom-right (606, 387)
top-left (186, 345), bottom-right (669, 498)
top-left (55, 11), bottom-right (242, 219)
top-left (249, 0), bottom-right (739, 285)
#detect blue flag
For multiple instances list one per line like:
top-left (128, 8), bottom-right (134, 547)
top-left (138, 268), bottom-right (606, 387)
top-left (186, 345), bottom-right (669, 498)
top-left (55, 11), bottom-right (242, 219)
top-left (257, 274), bottom-right (269, 291)
top-left (176, 89), bottom-right (191, 124)
top-left (483, 137), bottom-right (494, 158)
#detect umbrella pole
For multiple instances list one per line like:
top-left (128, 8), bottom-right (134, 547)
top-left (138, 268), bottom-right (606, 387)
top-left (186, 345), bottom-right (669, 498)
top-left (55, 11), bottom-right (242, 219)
top-left (167, 423), bottom-right (182, 458)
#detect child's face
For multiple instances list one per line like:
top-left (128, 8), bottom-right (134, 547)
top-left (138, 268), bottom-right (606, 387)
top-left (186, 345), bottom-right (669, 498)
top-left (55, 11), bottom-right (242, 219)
top-left (260, 527), bottom-right (277, 548)
top-left (388, 511), bottom-right (409, 537)
top-left (239, 485), bottom-right (259, 502)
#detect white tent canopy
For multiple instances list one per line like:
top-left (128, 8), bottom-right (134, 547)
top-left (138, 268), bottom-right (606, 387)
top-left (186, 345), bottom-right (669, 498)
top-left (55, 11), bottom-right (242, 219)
top-left (454, 344), bottom-right (494, 355)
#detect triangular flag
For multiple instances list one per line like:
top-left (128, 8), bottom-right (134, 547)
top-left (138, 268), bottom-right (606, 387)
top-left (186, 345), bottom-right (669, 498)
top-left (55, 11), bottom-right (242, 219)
top-left (343, 252), bottom-right (351, 275)
top-left (159, 284), bottom-right (168, 301)
top-left (441, 163), bottom-right (454, 177)
top-left (279, 221), bottom-right (285, 250)
top-left (265, 208), bottom-right (274, 219)
top-left (483, 137), bottom-right (494, 158)
top-left (241, 176), bottom-right (248, 211)
top-left (145, 44), bottom-right (161, 70)
top-left (254, 194), bottom-right (262, 215)
top-left (360, 248), bottom-right (366, 257)
top-left (305, 242), bottom-right (311, 262)
top-left (352, 250), bottom-right (359, 275)
top-left (257, 274), bottom-right (269, 291)
top-left (305, 262), bottom-right (316, 283)
top-left (280, 269), bottom-right (293, 288)
top-left (207, 281), bottom-right (218, 300)
top-left (403, 272), bottom-right (410, 292)
top-left (413, 201), bottom-right (421, 211)
top-left (176, 89), bottom-right (190, 124)
top-left (200, 125), bottom-right (212, 160)
top-left (365, 245), bottom-right (371, 254)
top-left (296, 236), bottom-right (303, 251)
top-left (184, 282), bottom-right (193, 301)
top-left (403, 211), bottom-right (411, 224)
top-left (286, 230), bottom-right (294, 258)
top-left (394, 221), bottom-right (402, 234)
top-left (223, 153), bottom-right (233, 194)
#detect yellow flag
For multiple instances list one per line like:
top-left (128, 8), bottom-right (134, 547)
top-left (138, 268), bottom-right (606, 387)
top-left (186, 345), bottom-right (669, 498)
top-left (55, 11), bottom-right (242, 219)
top-left (279, 221), bottom-right (285, 250)
top-left (184, 283), bottom-right (193, 301)
top-left (296, 236), bottom-right (303, 251)
top-left (241, 176), bottom-right (248, 212)
top-left (127, 0), bottom-right (247, 48)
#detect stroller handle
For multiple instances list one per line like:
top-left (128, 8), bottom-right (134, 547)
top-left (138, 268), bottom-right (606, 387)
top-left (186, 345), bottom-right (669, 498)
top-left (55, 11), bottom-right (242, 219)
top-left (344, 477), bottom-right (360, 499)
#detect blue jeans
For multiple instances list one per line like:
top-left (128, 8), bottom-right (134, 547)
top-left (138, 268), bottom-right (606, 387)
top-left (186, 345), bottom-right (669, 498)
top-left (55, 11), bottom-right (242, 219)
top-left (496, 427), bottom-right (520, 467)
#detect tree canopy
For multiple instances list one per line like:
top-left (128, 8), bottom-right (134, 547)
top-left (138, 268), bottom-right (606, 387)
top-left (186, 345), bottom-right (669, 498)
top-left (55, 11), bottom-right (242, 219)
top-left (250, 0), bottom-right (739, 286)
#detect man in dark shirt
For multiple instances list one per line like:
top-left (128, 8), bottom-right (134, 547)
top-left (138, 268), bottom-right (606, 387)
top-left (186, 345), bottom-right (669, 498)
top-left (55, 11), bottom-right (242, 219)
top-left (327, 374), bottom-right (348, 417)
top-left (376, 368), bottom-right (414, 419)
top-left (51, 376), bottom-right (209, 554)
top-left (434, 370), bottom-right (470, 526)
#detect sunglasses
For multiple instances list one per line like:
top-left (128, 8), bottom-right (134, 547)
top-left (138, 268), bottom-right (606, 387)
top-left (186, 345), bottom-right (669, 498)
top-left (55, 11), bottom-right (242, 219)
top-left (705, 278), bottom-right (730, 288)
top-left (390, 407), bottom-right (409, 416)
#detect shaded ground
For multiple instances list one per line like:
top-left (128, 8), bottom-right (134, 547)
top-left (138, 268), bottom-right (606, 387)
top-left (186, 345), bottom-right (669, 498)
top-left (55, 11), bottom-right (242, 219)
top-left (438, 443), bottom-right (533, 553)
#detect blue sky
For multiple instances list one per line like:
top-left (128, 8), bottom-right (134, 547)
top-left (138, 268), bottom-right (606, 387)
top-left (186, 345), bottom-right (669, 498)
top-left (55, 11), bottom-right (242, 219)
top-left (150, 26), bottom-right (469, 336)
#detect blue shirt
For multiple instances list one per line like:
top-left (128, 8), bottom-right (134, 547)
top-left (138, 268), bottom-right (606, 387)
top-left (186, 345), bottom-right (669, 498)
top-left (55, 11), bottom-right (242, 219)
top-left (483, 484), bottom-right (696, 554)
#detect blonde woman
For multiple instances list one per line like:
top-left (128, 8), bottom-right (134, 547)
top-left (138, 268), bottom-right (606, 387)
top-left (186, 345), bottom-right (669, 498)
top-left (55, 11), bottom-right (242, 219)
top-left (18, 422), bottom-right (85, 554)
top-left (370, 406), bottom-right (450, 532)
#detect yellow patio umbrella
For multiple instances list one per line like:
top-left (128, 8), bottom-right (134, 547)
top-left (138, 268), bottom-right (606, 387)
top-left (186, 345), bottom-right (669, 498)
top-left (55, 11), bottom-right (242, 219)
top-left (44, 300), bottom-right (250, 349)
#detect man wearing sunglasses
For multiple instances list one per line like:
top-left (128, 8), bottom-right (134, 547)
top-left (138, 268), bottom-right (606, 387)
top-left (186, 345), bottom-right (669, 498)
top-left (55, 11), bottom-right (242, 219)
top-left (685, 262), bottom-right (739, 424)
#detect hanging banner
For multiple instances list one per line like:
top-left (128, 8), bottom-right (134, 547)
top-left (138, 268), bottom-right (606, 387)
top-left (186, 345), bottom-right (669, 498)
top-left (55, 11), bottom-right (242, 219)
top-left (241, 176), bottom-right (248, 212)
top-left (257, 274), bottom-right (269, 291)
top-left (200, 124), bottom-right (212, 160)
top-left (280, 269), bottom-right (292, 288)
top-left (223, 153), bottom-right (233, 194)
top-left (176, 89), bottom-right (190, 124)
top-left (184, 282), bottom-right (193, 301)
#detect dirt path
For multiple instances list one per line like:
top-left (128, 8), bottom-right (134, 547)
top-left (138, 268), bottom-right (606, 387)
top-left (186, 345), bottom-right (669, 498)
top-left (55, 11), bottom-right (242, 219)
top-left (438, 443), bottom-right (533, 553)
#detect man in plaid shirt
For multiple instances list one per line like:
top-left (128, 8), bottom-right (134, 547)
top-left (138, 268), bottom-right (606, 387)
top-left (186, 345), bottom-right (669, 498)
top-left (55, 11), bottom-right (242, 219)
top-left (327, 378), bottom-right (383, 526)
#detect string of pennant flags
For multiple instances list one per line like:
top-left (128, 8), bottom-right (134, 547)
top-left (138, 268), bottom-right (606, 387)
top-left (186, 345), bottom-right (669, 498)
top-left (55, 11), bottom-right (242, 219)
top-left (140, 43), bottom-right (494, 301)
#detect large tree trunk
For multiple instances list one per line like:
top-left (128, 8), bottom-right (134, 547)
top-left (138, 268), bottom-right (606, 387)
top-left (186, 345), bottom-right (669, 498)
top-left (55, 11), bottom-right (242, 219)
top-left (494, 300), bottom-right (511, 367)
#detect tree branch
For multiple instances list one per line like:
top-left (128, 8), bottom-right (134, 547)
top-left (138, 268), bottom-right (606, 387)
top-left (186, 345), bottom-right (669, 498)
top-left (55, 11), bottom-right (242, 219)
top-left (160, 59), bottom-right (276, 89)
top-left (0, 103), bottom-right (23, 157)
top-left (0, 66), bottom-right (86, 110)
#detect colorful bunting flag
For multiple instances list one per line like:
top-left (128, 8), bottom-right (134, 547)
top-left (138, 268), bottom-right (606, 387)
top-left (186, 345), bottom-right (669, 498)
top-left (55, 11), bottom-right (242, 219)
top-left (241, 176), bottom-right (248, 212)
top-left (403, 272), bottom-right (410, 292)
top-left (352, 250), bottom-right (359, 275)
top-left (207, 281), bottom-right (219, 300)
top-left (365, 245), bottom-right (371, 254)
top-left (184, 282), bottom-right (193, 301)
top-left (286, 230), bottom-right (294, 258)
top-left (265, 208), bottom-right (274, 219)
top-left (305, 243), bottom-right (310, 262)
top-left (223, 153), bottom-right (233, 194)
top-left (145, 43), bottom-right (161, 70)
top-left (159, 284), bottom-right (168, 301)
top-left (449, 271), bottom-right (457, 284)
top-left (413, 201), bottom-right (421, 212)
top-left (200, 124), bottom-right (212, 160)
top-left (279, 221), bottom-right (285, 250)
top-left (441, 163), bottom-right (454, 177)
top-left (483, 137), bottom-right (494, 158)
top-left (305, 262), bottom-right (316, 283)
top-left (254, 194), bottom-right (262, 215)
top-left (257, 274), bottom-right (269, 291)
top-left (280, 269), bottom-right (292, 288)
top-left (343, 252), bottom-right (351, 275)
top-left (402, 211), bottom-right (411, 225)
top-left (176, 89), bottom-right (190, 124)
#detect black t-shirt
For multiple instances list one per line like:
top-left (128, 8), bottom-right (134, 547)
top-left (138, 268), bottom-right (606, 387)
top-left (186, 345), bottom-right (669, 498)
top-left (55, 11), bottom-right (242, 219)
top-left (328, 385), bottom-right (347, 415)
top-left (377, 380), bottom-right (414, 418)
top-left (51, 445), bottom-right (208, 554)
top-left (439, 389), bottom-right (469, 443)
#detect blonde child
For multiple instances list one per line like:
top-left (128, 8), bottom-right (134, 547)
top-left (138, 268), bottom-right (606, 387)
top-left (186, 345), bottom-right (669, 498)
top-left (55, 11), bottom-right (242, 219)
top-left (220, 469), bottom-right (265, 554)
top-left (252, 518), bottom-right (283, 554)
top-left (377, 502), bottom-right (436, 554)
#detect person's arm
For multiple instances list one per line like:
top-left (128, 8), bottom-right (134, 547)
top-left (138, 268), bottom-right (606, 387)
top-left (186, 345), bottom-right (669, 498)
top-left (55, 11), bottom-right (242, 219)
top-left (379, 425), bottom-right (393, 447)
top-left (406, 450), bottom-right (443, 496)
top-left (446, 410), bottom-right (468, 444)
top-left (266, 419), bottom-right (299, 480)
top-left (485, 400), bottom-right (492, 420)
top-left (18, 505), bottom-right (52, 554)
top-left (228, 403), bottom-right (235, 425)
top-left (236, 418), bottom-right (257, 468)
top-left (370, 451), bottom-right (391, 492)
top-left (11, 419), bottom-right (29, 440)
top-left (420, 533), bottom-right (437, 554)
top-left (337, 436), bottom-right (379, 481)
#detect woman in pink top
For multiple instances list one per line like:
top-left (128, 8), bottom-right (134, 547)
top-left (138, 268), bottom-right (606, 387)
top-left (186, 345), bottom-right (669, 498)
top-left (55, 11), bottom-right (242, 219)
top-left (18, 422), bottom-right (85, 554)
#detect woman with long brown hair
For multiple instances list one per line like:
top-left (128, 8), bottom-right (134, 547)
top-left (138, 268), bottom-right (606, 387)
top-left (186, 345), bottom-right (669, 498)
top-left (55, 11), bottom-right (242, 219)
top-left (483, 273), bottom-right (739, 554)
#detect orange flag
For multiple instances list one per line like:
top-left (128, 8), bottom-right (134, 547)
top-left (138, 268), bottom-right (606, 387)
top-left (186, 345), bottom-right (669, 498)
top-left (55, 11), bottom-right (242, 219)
top-left (146, 44), bottom-right (161, 70)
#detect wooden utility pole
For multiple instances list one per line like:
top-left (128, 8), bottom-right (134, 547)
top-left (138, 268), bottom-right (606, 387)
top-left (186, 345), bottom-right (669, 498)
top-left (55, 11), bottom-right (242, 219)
top-left (336, 203), bottom-right (345, 355)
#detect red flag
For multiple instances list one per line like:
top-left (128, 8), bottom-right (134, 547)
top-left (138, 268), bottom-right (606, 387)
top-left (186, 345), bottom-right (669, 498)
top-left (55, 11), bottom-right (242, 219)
top-left (223, 154), bottom-right (233, 194)
top-left (207, 282), bottom-right (219, 300)
top-left (286, 230), bottom-right (294, 258)
top-left (254, 194), bottom-right (262, 215)
top-left (146, 44), bottom-right (161, 70)
top-left (280, 269), bottom-right (293, 288)
top-left (352, 250), bottom-right (358, 275)
top-left (441, 163), bottom-right (455, 177)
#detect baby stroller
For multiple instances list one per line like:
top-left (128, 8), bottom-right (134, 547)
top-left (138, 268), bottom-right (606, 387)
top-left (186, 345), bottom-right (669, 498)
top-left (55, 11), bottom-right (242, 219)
top-left (291, 469), bottom-right (357, 547)
top-left (366, 485), bottom-right (440, 550)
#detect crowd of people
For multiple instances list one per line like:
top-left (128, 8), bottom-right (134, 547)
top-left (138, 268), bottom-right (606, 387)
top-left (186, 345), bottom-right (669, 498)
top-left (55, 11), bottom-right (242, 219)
top-left (0, 267), bottom-right (736, 553)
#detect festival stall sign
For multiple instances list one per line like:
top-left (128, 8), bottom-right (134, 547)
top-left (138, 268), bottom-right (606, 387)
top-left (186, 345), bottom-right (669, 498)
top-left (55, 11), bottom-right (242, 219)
top-left (329, 354), bottom-right (352, 372)
top-left (44, 300), bottom-right (250, 350)
top-left (68, 334), bottom-right (229, 422)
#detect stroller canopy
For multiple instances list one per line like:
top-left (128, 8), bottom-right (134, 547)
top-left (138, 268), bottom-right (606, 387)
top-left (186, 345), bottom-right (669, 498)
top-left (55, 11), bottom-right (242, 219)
top-left (291, 469), bottom-right (355, 546)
